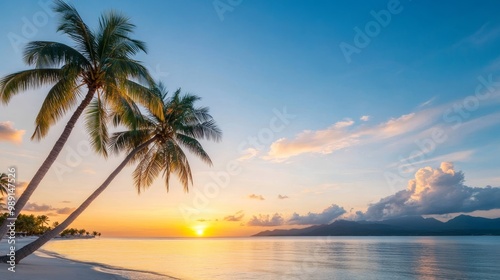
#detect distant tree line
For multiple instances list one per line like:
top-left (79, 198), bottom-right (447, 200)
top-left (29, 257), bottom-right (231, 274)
top-left (0, 213), bottom-right (101, 237)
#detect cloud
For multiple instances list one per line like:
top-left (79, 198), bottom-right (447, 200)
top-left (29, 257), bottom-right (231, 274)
top-left (247, 213), bottom-right (284, 227)
top-left (56, 207), bottom-right (75, 214)
top-left (238, 148), bottom-right (259, 161)
top-left (333, 118), bottom-right (355, 128)
top-left (224, 211), bottom-right (244, 222)
top-left (455, 23), bottom-right (500, 47)
top-left (61, 201), bottom-right (71, 204)
top-left (0, 121), bottom-right (25, 144)
top-left (288, 204), bottom-right (346, 225)
top-left (14, 181), bottom-right (28, 191)
top-left (266, 119), bottom-right (360, 161)
top-left (278, 195), bottom-right (289, 199)
top-left (395, 150), bottom-right (474, 174)
top-left (196, 219), bottom-right (210, 222)
top-left (81, 168), bottom-right (96, 175)
top-left (249, 194), bottom-right (265, 200)
top-left (266, 110), bottom-right (438, 161)
top-left (418, 97), bottom-right (436, 108)
top-left (24, 202), bottom-right (52, 212)
top-left (358, 162), bottom-right (500, 220)
top-left (23, 202), bottom-right (75, 215)
top-left (360, 115), bottom-right (370, 121)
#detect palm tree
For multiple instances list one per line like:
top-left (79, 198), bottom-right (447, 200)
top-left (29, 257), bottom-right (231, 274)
top-left (37, 215), bottom-right (50, 233)
top-left (0, 0), bottom-right (160, 240)
top-left (3, 86), bottom-right (221, 263)
top-left (0, 173), bottom-right (10, 211)
top-left (0, 173), bottom-right (8, 196)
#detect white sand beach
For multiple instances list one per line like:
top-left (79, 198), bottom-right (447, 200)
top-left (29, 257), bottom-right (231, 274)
top-left (0, 237), bottom-right (126, 280)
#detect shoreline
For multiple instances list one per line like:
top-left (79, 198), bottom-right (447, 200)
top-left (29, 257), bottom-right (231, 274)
top-left (0, 237), bottom-right (177, 280)
top-left (39, 248), bottom-right (178, 280)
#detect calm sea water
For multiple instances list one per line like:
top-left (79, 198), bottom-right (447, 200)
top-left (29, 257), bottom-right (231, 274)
top-left (41, 236), bottom-right (500, 280)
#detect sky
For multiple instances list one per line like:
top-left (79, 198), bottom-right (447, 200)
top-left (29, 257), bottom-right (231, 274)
top-left (1, 0), bottom-right (500, 237)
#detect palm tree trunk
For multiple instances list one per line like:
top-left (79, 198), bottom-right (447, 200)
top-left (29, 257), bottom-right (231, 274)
top-left (0, 88), bottom-right (96, 241)
top-left (0, 137), bottom-right (156, 263)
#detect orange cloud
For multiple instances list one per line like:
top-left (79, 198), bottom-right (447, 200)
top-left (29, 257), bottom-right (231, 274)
top-left (0, 121), bottom-right (25, 144)
top-left (224, 211), bottom-right (244, 222)
top-left (266, 109), bottom-right (441, 161)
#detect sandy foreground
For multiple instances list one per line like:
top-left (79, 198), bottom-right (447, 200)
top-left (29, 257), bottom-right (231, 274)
top-left (0, 237), bottom-right (172, 280)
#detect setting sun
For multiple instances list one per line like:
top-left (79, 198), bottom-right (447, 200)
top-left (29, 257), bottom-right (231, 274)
top-left (193, 225), bottom-right (206, 237)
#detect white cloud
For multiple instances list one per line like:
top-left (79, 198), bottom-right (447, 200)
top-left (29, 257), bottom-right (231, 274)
top-left (357, 162), bottom-right (500, 220)
top-left (360, 115), bottom-right (370, 121)
top-left (333, 118), bottom-right (355, 128)
top-left (238, 148), bottom-right (259, 161)
top-left (418, 97), bottom-right (436, 108)
top-left (394, 150), bottom-right (474, 174)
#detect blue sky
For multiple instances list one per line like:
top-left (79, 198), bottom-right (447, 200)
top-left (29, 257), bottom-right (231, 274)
top-left (1, 0), bottom-right (500, 236)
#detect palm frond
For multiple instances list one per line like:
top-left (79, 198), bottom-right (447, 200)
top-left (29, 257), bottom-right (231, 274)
top-left (104, 58), bottom-right (153, 85)
top-left (0, 69), bottom-right (62, 104)
top-left (133, 145), bottom-right (164, 193)
top-left (53, 0), bottom-right (96, 62)
top-left (121, 80), bottom-right (163, 119)
top-left (108, 94), bottom-right (143, 129)
top-left (23, 41), bottom-right (90, 69)
top-left (96, 11), bottom-right (147, 59)
top-left (180, 120), bottom-right (222, 142)
top-left (175, 134), bottom-right (213, 166)
top-left (84, 96), bottom-right (109, 157)
top-left (109, 129), bottom-right (152, 155)
top-left (169, 143), bottom-right (193, 192)
top-left (31, 66), bottom-right (81, 140)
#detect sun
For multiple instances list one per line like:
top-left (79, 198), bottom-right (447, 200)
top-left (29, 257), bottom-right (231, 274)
top-left (193, 225), bottom-right (206, 237)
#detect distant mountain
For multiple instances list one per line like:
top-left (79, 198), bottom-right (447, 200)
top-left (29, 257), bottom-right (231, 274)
top-left (253, 215), bottom-right (500, 236)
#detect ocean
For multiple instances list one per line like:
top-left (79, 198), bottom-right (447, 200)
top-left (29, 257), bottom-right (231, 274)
top-left (41, 236), bottom-right (500, 279)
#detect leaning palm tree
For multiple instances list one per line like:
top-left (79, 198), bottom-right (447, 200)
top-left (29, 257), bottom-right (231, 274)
top-left (3, 86), bottom-right (221, 263)
top-left (0, 0), bottom-right (161, 240)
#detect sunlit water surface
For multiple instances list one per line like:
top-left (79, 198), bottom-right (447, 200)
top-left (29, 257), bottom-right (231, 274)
top-left (41, 236), bottom-right (500, 279)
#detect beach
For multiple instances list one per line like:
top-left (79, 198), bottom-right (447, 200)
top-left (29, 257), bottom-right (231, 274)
top-left (0, 237), bottom-right (127, 280)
